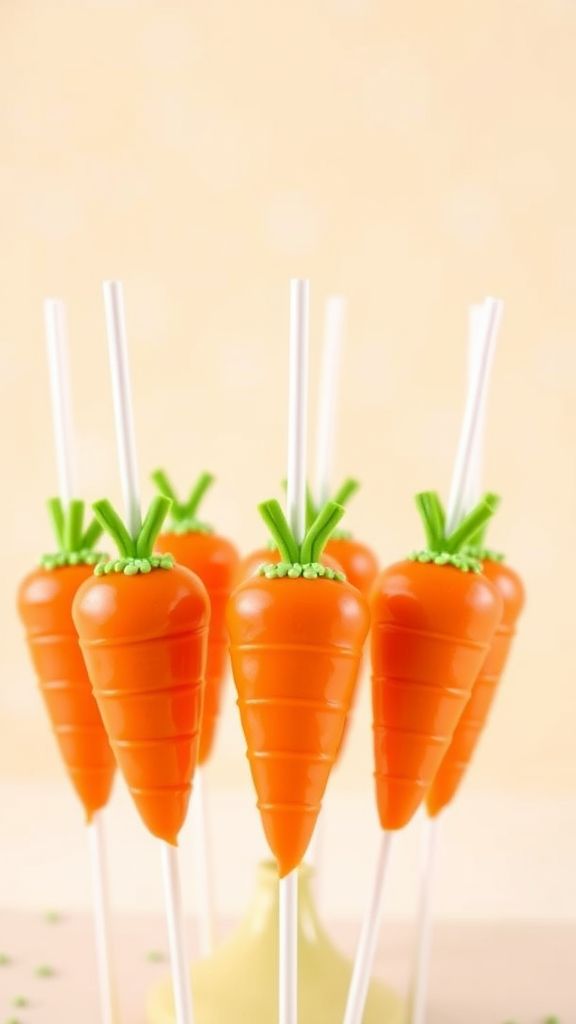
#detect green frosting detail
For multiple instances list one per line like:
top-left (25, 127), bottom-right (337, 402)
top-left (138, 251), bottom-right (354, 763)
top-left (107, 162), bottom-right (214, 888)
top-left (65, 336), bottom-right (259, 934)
top-left (407, 549), bottom-right (482, 573)
top-left (258, 561), bottom-right (346, 581)
top-left (91, 495), bottom-right (174, 576)
top-left (41, 498), bottom-right (106, 571)
top-left (95, 554), bottom-right (174, 577)
top-left (41, 549), bottom-right (106, 570)
top-left (257, 498), bottom-right (348, 583)
top-left (151, 469), bottom-right (215, 535)
top-left (410, 491), bottom-right (500, 574)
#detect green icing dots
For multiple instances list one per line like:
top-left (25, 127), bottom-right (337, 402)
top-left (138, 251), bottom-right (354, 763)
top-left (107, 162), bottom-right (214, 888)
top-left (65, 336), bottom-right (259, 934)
top-left (41, 550), bottom-right (105, 571)
top-left (95, 554), bottom-right (174, 577)
top-left (259, 561), bottom-right (346, 581)
top-left (407, 549), bottom-right (482, 573)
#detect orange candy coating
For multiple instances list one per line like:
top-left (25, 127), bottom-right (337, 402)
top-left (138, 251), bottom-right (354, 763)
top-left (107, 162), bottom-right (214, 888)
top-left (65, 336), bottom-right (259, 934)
top-left (227, 575), bottom-right (370, 877)
top-left (18, 563), bottom-right (116, 821)
top-left (72, 564), bottom-right (209, 845)
top-left (426, 559), bottom-right (525, 816)
top-left (155, 531), bottom-right (239, 764)
top-left (370, 560), bottom-right (503, 831)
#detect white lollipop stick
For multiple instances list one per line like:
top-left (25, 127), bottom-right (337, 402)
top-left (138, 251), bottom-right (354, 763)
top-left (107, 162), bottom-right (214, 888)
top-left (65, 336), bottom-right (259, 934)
top-left (342, 831), bottom-right (393, 1024)
top-left (88, 811), bottom-right (118, 1024)
top-left (408, 296), bottom-right (504, 1024)
top-left (44, 298), bottom-right (118, 1024)
top-left (192, 770), bottom-right (216, 956)
top-left (102, 280), bottom-right (194, 1024)
top-left (465, 302), bottom-right (488, 510)
top-left (44, 299), bottom-right (75, 504)
top-left (445, 297), bottom-right (503, 534)
top-left (314, 296), bottom-right (346, 508)
top-left (279, 278), bottom-right (310, 1024)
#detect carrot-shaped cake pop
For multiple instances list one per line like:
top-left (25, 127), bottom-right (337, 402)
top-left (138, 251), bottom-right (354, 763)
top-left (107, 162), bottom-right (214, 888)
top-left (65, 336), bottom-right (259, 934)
top-left (426, 504), bottom-right (525, 817)
top-left (151, 469), bottom-right (239, 765)
top-left (72, 495), bottom-right (210, 845)
top-left (18, 499), bottom-right (116, 820)
top-left (310, 479), bottom-right (379, 596)
top-left (371, 491), bottom-right (503, 830)
top-left (227, 498), bottom-right (370, 877)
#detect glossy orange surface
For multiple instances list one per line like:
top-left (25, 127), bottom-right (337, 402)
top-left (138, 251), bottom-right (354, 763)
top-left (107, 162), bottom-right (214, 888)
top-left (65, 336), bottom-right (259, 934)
top-left (426, 559), bottom-right (525, 816)
top-left (324, 537), bottom-right (379, 596)
top-left (155, 531), bottom-right (239, 764)
top-left (234, 546), bottom-right (343, 587)
top-left (72, 565), bottom-right (209, 844)
top-left (17, 564), bottom-right (116, 821)
top-left (371, 560), bottom-right (503, 830)
top-left (227, 575), bottom-right (370, 876)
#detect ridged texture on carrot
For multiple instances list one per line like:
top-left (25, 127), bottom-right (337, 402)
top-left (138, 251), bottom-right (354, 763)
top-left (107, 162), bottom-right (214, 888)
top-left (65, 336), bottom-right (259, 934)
top-left (426, 559), bottom-right (525, 816)
top-left (73, 565), bottom-right (209, 844)
top-left (371, 560), bottom-right (503, 830)
top-left (155, 531), bottom-right (239, 764)
top-left (228, 576), bottom-right (370, 877)
top-left (18, 564), bottom-right (116, 820)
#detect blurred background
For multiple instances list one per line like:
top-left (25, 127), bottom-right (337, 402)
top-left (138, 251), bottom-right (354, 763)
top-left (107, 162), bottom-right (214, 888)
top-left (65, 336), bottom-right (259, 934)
top-left (1, 0), bottom-right (575, 966)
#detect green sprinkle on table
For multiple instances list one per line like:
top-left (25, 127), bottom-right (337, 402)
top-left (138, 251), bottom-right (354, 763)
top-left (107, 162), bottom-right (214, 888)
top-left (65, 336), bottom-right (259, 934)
top-left (44, 909), bottom-right (62, 924)
top-left (0, 953), bottom-right (11, 966)
top-left (5, 1017), bottom-right (23, 1024)
top-left (12, 997), bottom-right (28, 1008)
top-left (35, 964), bottom-right (55, 978)
top-left (543, 1017), bottom-right (560, 1023)
top-left (146, 949), bottom-right (166, 963)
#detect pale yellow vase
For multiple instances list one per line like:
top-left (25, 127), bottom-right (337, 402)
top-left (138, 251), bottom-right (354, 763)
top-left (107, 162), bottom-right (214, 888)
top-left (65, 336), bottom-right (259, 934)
top-left (147, 860), bottom-right (403, 1024)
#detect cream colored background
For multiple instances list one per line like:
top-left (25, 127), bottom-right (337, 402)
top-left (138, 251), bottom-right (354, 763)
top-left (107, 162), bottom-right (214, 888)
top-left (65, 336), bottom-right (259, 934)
top-left (1, 1), bottom-right (575, 918)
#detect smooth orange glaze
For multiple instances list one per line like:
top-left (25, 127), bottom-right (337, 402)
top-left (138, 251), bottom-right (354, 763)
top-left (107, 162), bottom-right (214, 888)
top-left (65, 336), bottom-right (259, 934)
top-left (17, 564), bottom-right (116, 821)
top-left (324, 537), bottom-right (379, 596)
top-left (370, 560), bottom-right (503, 831)
top-left (234, 546), bottom-right (343, 587)
top-left (426, 560), bottom-right (525, 816)
top-left (155, 531), bottom-right (239, 764)
top-left (227, 576), bottom-right (370, 877)
top-left (72, 565), bottom-right (209, 844)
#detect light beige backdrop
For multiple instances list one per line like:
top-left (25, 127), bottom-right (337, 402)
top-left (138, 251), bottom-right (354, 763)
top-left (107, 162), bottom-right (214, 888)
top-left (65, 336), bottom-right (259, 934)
top-left (0, 1), bottom-right (575, 917)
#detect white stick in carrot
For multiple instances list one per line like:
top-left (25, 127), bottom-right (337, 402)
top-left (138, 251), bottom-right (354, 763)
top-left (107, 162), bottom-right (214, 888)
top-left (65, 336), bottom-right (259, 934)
top-left (343, 296), bottom-right (503, 1024)
top-left (408, 296), bottom-right (504, 1024)
top-left (44, 297), bottom-right (118, 1024)
top-left (102, 280), bottom-right (195, 1024)
top-left (279, 277), bottom-right (310, 1024)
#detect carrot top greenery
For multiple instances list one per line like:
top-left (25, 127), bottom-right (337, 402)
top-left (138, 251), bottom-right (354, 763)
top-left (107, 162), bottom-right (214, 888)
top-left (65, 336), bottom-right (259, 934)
top-left (151, 469), bottom-right (215, 535)
top-left (408, 491), bottom-right (500, 573)
top-left (41, 499), bottom-right (106, 570)
top-left (258, 499), bottom-right (347, 580)
top-left (92, 496), bottom-right (174, 576)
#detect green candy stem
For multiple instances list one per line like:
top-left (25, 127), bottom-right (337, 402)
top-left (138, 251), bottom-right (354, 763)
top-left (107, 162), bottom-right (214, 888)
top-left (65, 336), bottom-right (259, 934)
top-left (304, 476), bottom-right (360, 529)
top-left (257, 499), bottom-right (347, 581)
top-left (92, 496), bottom-right (175, 576)
top-left (41, 499), bottom-right (105, 570)
top-left (151, 469), bottom-right (215, 534)
top-left (410, 491), bottom-right (500, 573)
